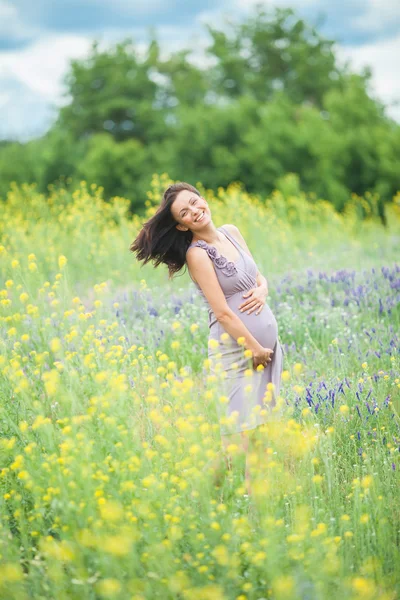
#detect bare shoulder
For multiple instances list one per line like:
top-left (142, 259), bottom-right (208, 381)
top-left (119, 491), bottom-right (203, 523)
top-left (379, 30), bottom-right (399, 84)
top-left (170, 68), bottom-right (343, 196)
top-left (223, 223), bottom-right (239, 233)
top-left (223, 223), bottom-right (243, 242)
top-left (186, 245), bottom-right (209, 265)
top-left (222, 224), bottom-right (253, 257)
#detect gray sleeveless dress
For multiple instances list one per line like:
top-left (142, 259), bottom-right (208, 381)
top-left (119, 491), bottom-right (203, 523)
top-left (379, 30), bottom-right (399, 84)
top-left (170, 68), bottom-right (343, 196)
top-left (187, 226), bottom-right (284, 435)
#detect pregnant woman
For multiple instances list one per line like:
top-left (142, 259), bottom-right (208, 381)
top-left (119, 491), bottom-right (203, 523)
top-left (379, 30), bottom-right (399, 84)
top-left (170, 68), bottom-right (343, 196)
top-left (130, 182), bottom-right (284, 496)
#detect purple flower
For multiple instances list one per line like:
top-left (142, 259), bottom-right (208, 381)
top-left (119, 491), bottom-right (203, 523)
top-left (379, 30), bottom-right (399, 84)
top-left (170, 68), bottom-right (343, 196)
top-left (222, 262), bottom-right (237, 276)
top-left (214, 255), bottom-right (228, 269)
top-left (206, 246), bottom-right (218, 260)
top-left (194, 240), bottom-right (237, 276)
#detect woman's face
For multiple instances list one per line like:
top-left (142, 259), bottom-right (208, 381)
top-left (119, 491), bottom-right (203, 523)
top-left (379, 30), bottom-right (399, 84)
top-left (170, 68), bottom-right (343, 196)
top-left (171, 190), bottom-right (211, 232)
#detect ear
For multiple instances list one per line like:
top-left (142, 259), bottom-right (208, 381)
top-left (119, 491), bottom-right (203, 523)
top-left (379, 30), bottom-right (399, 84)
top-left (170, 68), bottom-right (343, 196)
top-left (176, 223), bottom-right (189, 232)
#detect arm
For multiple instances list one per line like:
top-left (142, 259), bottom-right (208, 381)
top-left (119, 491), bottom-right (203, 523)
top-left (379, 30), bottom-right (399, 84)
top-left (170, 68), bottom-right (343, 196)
top-left (187, 247), bottom-right (263, 354)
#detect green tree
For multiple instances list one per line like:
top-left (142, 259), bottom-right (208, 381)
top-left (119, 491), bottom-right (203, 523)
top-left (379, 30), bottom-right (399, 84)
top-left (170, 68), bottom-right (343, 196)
top-left (205, 6), bottom-right (341, 106)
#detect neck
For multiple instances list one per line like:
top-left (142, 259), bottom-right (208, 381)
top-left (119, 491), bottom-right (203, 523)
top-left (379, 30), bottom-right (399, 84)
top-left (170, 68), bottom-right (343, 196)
top-left (191, 223), bottom-right (221, 245)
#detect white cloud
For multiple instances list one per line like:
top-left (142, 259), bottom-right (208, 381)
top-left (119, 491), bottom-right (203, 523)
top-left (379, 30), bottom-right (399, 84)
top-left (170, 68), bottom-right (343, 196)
top-left (352, 0), bottom-right (400, 36)
top-left (0, 0), bottom-right (38, 46)
top-left (0, 33), bottom-right (92, 99)
top-left (337, 33), bottom-right (400, 121)
top-left (233, 0), bottom-right (317, 10)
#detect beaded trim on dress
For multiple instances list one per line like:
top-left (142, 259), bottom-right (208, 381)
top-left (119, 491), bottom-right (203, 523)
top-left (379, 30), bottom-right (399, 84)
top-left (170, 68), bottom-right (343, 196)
top-left (192, 239), bottom-right (238, 277)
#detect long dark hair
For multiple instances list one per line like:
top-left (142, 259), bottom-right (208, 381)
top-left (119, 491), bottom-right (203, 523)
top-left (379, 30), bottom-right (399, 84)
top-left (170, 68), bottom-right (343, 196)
top-left (130, 182), bottom-right (202, 279)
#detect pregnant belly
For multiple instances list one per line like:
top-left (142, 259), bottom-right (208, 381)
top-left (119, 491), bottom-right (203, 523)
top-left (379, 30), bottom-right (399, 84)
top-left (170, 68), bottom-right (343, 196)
top-left (210, 291), bottom-right (279, 350)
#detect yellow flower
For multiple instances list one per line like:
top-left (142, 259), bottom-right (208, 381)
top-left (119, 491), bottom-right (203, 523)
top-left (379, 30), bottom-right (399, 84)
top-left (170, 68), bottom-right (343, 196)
top-left (361, 475), bottom-right (373, 489)
top-left (208, 339), bottom-right (219, 349)
top-left (58, 255), bottom-right (68, 269)
top-left (312, 475), bottom-right (323, 484)
top-left (172, 321), bottom-right (181, 330)
top-left (190, 323), bottom-right (199, 333)
top-left (272, 575), bottom-right (295, 598)
top-left (96, 579), bottom-right (121, 597)
top-left (0, 563), bottom-right (23, 582)
top-left (211, 545), bottom-right (229, 566)
top-left (244, 349), bottom-right (253, 358)
top-left (360, 514), bottom-right (369, 524)
top-left (50, 338), bottom-right (62, 353)
top-left (293, 363), bottom-right (303, 375)
top-left (170, 341), bottom-right (180, 350)
top-left (339, 405), bottom-right (349, 415)
top-left (351, 577), bottom-right (376, 599)
top-left (19, 292), bottom-right (29, 303)
top-left (237, 336), bottom-right (245, 345)
top-left (282, 370), bottom-right (290, 381)
top-left (362, 362), bottom-right (368, 369)
top-left (99, 500), bottom-right (124, 522)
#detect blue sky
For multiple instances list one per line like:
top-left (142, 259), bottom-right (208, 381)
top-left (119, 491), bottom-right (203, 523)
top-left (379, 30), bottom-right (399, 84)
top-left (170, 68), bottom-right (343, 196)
top-left (0, 0), bottom-right (399, 140)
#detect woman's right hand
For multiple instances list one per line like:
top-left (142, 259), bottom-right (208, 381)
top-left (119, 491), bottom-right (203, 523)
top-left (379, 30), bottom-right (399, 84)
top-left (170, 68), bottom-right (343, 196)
top-left (252, 346), bottom-right (274, 370)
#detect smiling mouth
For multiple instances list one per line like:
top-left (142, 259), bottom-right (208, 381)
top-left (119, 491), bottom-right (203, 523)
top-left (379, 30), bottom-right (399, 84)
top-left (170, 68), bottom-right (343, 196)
top-left (195, 210), bottom-right (205, 223)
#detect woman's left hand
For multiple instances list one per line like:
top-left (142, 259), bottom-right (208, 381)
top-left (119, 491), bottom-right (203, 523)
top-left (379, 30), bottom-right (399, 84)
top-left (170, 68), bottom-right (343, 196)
top-left (239, 285), bottom-right (269, 315)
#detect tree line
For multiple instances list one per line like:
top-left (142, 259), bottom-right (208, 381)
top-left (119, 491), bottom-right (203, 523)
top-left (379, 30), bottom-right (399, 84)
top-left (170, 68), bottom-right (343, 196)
top-left (1, 6), bottom-right (399, 216)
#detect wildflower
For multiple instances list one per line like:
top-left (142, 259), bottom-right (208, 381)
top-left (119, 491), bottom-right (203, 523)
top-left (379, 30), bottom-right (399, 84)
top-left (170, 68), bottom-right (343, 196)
top-left (50, 338), bottom-right (62, 353)
top-left (190, 323), bottom-right (199, 333)
top-left (96, 579), bottom-right (122, 597)
top-left (272, 575), bottom-right (295, 597)
top-left (212, 545), bottom-right (229, 566)
top-left (58, 255), bottom-right (68, 269)
top-left (237, 336), bottom-right (245, 345)
top-left (170, 341), bottom-right (180, 350)
top-left (340, 405), bottom-right (350, 415)
top-left (361, 475), bottom-right (373, 489)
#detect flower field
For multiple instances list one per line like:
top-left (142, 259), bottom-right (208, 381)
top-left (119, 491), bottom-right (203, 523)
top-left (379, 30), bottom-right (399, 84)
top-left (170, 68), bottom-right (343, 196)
top-left (0, 175), bottom-right (399, 600)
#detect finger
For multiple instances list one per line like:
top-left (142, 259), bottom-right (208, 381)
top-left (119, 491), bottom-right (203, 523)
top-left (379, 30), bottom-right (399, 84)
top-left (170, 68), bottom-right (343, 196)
top-left (239, 300), bottom-right (251, 310)
top-left (244, 300), bottom-right (259, 313)
top-left (255, 305), bottom-right (264, 315)
top-left (247, 303), bottom-right (262, 315)
top-left (243, 289), bottom-right (255, 298)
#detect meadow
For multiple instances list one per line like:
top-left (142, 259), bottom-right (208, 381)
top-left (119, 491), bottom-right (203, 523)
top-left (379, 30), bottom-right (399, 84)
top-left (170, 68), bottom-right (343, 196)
top-left (0, 174), bottom-right (399, 600)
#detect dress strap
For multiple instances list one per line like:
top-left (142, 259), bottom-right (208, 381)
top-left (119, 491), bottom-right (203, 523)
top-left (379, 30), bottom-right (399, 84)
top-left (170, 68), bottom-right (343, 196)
top-left (218, 226), bottom-right (245, 255)
top-left (187, 232), bottom-right (238, 277)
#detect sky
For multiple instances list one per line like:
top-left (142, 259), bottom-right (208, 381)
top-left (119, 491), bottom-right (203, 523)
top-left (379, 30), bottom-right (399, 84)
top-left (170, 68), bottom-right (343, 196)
top-left (0, 0), bottom-right (399, 141)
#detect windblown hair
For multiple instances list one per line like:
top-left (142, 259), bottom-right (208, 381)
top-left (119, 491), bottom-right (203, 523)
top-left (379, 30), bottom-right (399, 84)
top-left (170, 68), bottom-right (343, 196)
top-left (130, 182), bottom-right (201, 279)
